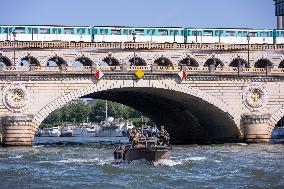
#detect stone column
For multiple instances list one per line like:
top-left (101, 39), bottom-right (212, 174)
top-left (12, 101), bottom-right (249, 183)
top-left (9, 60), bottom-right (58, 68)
top-left (242, 114), bottom-right (271, 143)
top-left (1, 114), bottom-right (36, 146)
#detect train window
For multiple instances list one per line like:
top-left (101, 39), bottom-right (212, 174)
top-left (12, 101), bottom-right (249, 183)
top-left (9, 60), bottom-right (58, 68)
top-left (192, 31), bottom-right (197, 36)
top-left (249, 32), bottom-right (257, 37)
top-left (203, 30), bottom-right (213, 36)
top-left (111, 29), bottom-right (121, 35)
top-left (122, 30), bottom-right (128, 35)
top-left (226, 31), bottom-right (235, 37)
top-left (237, 31), bottom-right (243, 37)
top-left (147, 29), bottom-right (155, 36)
top-left (158, 29), bottom-right (168, 36)
top-left (14, 27), bottom-right (26, 34)
top-left (100, 29), bottom-right (108, 35)
top-left (134, 29), bottom-right (144, 35)
top-left (170, 30), bottom-right (180, 36)
top-left (281, 31), bottom-right (284, 37)
top-left (261, 32), bottom-right (269, 37)
top-left (64, 28), bottom-right (74, 34)
top-left (40, 28), bottom-right (50, 34)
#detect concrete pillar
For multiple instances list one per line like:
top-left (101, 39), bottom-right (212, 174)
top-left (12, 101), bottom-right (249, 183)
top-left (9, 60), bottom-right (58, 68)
top-left (121, 64), bottom-right (128, 72)
top-left (242, 113), bottom-right (271, 143)
top-left (277, 16), bottom-right (283, 29)
top-left (209, 64), bottom-right (215, 73)
top-left (238, 64), bottom-right (244, 75)
top-left (151, 63), bottom-right (157, 72)
top-left (266, 66), bottom-right (272, 75)
top-left (1, 114), bottom-right (35, 146)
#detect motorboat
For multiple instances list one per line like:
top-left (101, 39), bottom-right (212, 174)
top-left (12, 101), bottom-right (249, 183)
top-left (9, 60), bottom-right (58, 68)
top-left (40, 127), bottom-right (60, 137)
top-left (270, 126), bottom-right (284, 144)
top-left (114, 117), bottom-right (171, 162)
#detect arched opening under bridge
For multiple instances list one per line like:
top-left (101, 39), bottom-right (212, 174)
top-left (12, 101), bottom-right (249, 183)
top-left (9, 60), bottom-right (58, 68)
top-left (254, 59), bottom-right (273, 68)
top-left (204, 58), bottom-right (224, 67)
top-left (154, 57), bottom-right (173, 66)
top-left (36, 83), bottom-right (241, 144)
top-left (47, 56), bottom-right (67, 66)
top-left (179, 57), bottom-right (199, 67)
top-left (0, 56), bottom-right (12, 66)
top-left (229, 58), bottom-right (249, 67)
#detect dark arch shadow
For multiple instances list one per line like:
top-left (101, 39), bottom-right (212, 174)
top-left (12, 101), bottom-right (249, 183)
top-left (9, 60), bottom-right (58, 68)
top-left (278, 60), bottom-right (284, 68)
top-left (102, 57), bottom-right (120, 66)
top-left (179, 57), bottom-right (199, 67)
top-left (254, 59), bottom-right (273, 68)
top-left (0, 56), bottom-right (12, 66)
top-left (204, 58), bottom-right (224, 67)
top-left (47, 56), bottom-right (67, 66)
top-left (84, 88), bottom-right (241, 144)
top-left (154, 57), bottom-right (173, 66)
top-left (129, 57), bottom-right (147, 66)
top-left (75, 57), bottom-right (94, 67)
top-left (229, 58), bottom-right (249, 68)
top-left (21, 56), bottom-right (41, 66)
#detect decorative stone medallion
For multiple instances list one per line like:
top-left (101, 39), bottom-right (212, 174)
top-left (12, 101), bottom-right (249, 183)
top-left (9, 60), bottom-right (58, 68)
top-left (243, 84), bottom-right (268, 110)
top-left (2, 83), bottom-right (30, 112)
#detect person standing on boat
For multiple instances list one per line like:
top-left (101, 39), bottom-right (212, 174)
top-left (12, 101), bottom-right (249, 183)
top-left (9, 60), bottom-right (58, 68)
top-left (159, 126), bottom-right (170, 146)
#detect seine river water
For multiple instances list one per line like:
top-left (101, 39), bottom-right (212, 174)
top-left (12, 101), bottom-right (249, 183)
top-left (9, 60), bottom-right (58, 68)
top-left (0, 137), bottom-right (283, 189)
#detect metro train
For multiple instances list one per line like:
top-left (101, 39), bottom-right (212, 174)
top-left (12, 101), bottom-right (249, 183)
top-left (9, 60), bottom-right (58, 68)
top-left (0, 25), bottom-right (283, 44)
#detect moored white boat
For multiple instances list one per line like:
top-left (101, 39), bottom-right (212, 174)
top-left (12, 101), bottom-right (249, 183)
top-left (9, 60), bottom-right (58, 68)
top-left (270, 127), bottom-right (284, 144)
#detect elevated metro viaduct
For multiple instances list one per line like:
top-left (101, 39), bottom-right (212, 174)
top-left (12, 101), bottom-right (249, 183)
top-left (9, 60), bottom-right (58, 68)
top-left (0, 42), bottom-right (284, 146)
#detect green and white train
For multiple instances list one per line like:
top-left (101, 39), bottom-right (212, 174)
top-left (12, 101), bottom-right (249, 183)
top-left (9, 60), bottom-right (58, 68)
top-left (0, 25), bottom-right (282, 44)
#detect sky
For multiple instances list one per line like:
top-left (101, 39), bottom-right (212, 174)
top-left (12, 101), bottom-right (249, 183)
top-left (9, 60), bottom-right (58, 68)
top-left (1, 0), bottom-right (275, 29)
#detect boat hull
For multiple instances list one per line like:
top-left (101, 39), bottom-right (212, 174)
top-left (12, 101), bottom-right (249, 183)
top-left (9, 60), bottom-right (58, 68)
top-left (115, 147), bottom-right (171, 162)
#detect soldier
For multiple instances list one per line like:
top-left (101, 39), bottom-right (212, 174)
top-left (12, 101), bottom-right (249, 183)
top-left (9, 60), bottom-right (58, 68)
top-left (159, 126), bottom-right (170, 146)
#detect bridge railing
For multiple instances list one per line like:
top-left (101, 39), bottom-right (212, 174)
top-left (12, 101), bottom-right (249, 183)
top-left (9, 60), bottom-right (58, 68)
top-left (66, 66), bottom-right (92, 72)
top-left (271, 68), bottom-right (284, 74)
top-left (2, 65), bottom-right (284, 76)
top-left (243, 68), bottom-right (266, 73)
top-left (156, 66), bottom-right (180, 72)
top-left (34, 66), bottom-right (61, 72)
top-left (95, 66), bottom-right (122, 72)
top-left (127, 66), bottom-right (152, 71)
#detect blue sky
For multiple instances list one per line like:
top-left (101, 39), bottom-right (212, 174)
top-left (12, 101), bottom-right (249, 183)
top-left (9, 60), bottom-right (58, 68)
top-left (2, 0), bottom-right (275, 29)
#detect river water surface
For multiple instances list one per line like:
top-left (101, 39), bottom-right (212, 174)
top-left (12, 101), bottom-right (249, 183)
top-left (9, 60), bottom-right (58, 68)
top-left (0, 137), bottom-right (283, 189)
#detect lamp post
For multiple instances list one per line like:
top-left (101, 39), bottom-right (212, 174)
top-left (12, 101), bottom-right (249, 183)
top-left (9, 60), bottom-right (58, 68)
top-left (132, 32), bottom-right (136, 66)
top-left (12, 31), bottom-right (17, 65)
top-left (247, 33), bottom-right (250, 67)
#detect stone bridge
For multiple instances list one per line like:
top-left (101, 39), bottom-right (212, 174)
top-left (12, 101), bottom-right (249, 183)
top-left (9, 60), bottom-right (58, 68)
top-left (0, 42), bottom-right (284, 146)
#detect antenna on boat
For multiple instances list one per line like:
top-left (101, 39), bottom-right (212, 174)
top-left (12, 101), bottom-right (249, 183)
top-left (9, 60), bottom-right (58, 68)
top-left (105, 100), bottom-right (108, 120)
top-left (141, 116), bottom-right (144, 136)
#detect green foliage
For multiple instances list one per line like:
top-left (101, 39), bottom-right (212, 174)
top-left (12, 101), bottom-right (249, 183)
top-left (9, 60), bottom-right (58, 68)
top-left (42, 99), bottom-right (152, 128)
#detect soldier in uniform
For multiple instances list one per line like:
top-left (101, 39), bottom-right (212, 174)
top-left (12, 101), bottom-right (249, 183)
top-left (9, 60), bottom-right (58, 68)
top-left (159, 126), bottom-right (170, 146)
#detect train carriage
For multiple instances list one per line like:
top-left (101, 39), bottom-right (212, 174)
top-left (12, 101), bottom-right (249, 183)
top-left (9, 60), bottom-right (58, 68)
top-left (0, 25), bottom-right (92, 42)
top-left (274, 30), bottom-right (284, 44)
top-left (92, 26), bottom-right (184, 43)
top-left (185, 28), bottom-right (274, 44)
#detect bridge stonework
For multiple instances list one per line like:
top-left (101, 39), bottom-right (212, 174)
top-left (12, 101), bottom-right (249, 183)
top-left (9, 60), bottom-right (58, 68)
top-left (0, 45), bottom-right (284, 146)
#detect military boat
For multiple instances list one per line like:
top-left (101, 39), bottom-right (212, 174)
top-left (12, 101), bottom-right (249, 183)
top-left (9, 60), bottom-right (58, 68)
top-left (114, 117), bottom-right (171, 162)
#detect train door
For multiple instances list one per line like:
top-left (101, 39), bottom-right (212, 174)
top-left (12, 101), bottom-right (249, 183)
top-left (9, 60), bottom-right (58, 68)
top-left (197, 30), bottom-right (203, 43)
top-left (91, 28), bottom-right (95, 42)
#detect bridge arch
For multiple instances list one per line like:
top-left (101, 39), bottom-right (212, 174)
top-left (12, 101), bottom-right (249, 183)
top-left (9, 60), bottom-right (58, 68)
top-left (254, 58), bottom-right (273, 68)
top-left (179, 57), bottom-right (199, 67)
top-left (204, 58), bottom-right (224, 67)
top-left (154, 57), bottom-right (173, 66)
top-left (0, 56), bottom-right (12, 66)
top-left (32, 80), bottom-right (242, 143)
top-left (73, 56), bottom-right (94, 67)
top-left (128, 56), bottom-right (147, 66)
top-left (47, 56), bottom-right (67, 66)
top-left (19, 55), bottom-right (40, 66)
top-left (101, 57), bottom-right (120, 66)
top-left (278, 60), bottom-right (284, 68)
top-left (268, 106), bottom-right (284, 134)
top-left (229, 58), bottom-right (249, 67)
